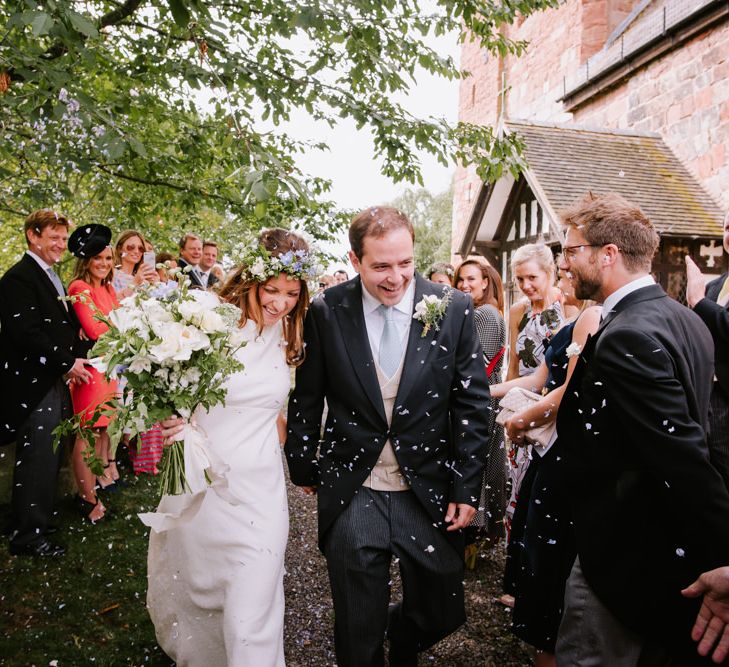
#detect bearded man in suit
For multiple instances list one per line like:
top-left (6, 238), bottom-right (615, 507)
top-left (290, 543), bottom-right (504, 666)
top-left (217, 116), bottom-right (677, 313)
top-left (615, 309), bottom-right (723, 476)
top-left (0, 210), bottom-right (91, 556)
top-left (285, 206), bottom-right (490, 667)
top-left (554, 193), bottom-right (729, 665)
top-left (686, 211), bottom-right (729, 491)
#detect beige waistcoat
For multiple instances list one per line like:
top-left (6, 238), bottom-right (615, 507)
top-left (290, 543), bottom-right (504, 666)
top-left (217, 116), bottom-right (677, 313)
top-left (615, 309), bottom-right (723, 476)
top-left (362, 357), bottom-right (410, 492)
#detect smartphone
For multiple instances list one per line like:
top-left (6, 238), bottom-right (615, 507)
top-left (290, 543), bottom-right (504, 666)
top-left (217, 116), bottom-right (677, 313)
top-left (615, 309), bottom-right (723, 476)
top-left (143, 251), bottom-right (156, 270)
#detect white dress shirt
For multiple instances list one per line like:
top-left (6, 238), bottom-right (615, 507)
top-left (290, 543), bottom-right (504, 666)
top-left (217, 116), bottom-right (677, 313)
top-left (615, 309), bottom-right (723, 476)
top-left (26, 249), bottom-right (53, 272)
top-left (361, 280), bottom-right (415, 361)
top-left (602, 275), bottom-right (655, 317)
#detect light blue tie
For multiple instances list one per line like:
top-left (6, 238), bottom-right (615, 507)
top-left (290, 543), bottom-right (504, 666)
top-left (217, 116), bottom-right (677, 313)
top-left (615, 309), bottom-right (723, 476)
top-left (46, 267), bottom-right (67, 309)
top-left (378, 305), bottom-right (402, 378)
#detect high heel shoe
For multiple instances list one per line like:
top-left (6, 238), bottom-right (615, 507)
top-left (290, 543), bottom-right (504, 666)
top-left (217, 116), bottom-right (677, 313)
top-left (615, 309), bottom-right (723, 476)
top-left (74, 495), bottom-right (106, 523)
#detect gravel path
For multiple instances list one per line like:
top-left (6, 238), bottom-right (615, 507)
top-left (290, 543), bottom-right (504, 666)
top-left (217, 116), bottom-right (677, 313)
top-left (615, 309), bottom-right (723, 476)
top-left (282, 475), bottom-right (532, 667)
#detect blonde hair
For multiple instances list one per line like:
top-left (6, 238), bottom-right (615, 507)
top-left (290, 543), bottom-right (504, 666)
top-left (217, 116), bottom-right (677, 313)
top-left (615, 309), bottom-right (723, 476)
top-left (217, 228), bottom-right (309, 366)
top-left (510, 243), bottom-right (556, 280)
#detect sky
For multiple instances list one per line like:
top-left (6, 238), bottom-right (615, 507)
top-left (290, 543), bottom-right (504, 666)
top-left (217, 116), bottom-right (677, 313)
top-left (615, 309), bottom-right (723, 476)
top-left (286, 28), bottom-right (462, 268)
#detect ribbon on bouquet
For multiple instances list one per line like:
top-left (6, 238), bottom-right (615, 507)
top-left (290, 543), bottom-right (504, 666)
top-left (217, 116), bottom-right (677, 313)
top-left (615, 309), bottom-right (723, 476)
top-left (139, 422), bottom-right (243, 533)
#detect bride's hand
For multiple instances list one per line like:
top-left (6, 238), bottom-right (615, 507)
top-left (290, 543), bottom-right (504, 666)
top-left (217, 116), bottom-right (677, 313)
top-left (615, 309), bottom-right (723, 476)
top-left (299, 485), bottom-right (317, 496)
top-left (160, 415), bottom-right (186, 446)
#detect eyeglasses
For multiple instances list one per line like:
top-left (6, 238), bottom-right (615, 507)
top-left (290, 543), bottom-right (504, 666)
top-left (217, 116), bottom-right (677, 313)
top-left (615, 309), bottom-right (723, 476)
top-left (562, 244), bottom-right (598, 260)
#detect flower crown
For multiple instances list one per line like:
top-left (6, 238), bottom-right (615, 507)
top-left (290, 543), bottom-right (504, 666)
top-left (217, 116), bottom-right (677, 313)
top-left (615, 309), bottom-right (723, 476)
top-left (236, 240), bottom-right (323, 283)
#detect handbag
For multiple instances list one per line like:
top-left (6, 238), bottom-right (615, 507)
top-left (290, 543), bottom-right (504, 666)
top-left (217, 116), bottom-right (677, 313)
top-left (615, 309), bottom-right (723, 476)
top-left (496, 387), bottom-right (557, 450)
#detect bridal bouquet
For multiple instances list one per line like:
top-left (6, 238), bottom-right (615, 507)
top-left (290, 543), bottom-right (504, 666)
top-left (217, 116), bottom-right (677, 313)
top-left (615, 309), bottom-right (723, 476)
top-left (54, 272), bottom-right (245, 496)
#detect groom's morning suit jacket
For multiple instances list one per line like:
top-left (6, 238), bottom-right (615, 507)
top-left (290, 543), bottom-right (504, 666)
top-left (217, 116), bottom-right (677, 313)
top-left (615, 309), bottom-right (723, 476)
top-left (285, 274), bottom-right (491, 551)
top-left (0, 254), bottom-right (84, 445)
top-left (557, 283), bottom-right (729, 654)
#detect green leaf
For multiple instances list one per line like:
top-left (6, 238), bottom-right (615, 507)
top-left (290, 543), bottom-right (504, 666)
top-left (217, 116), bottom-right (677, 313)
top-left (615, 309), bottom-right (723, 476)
top-left (31, 12), bottom-right (54, 37)
top-left (105, 135), bottom-right (127, 160)
top-left (67, 10), bottom-right (99, 38)
top-left (128, 136), bottom-right (148, 158)
top-left (167, 0), bottom-right (191, 28)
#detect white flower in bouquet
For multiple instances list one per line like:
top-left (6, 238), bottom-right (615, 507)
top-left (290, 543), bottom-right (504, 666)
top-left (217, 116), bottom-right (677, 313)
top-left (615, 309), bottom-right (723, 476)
top-left (53, 271), bottom-right (246, 497)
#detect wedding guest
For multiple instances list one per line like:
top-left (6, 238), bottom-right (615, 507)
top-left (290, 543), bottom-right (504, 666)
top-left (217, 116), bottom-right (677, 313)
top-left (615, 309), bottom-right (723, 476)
top-left (286, 206), bottom-right (490, 666)
top-left (113, 230), bottom-right (157, 298)
top-left (333, 268), bottom-right (349, 284)
top-left (555, 192), bottom-right (729, 665)
top-left (507, 243), bottom-right (566, 381)
top-left (427, 262), bottom-right (454, 286)
top-left (67, 224), bottom-right (119, 521)
top-left (148, 228), bottom-right (314, 665)
top-left (155, 252), bottom-right (177, 282)
top-left (503, 243), bottom-right (566, 586)
top-left (686, 211), bottom-right (729, 491)
top-left (454, 258), bottom-right (506, 557)
top-left (210, 263), bottom-right (225, 286)
top-left (491, 269), bottom-right (600, 666)
top-left (312, 274), bottom-right (335, 299)
top-left (199, 240), bottom-right (220, 289)
top-left (0, 210), bottom-right (92, 556)
top-left (177, 233), bottom-right (205, 289)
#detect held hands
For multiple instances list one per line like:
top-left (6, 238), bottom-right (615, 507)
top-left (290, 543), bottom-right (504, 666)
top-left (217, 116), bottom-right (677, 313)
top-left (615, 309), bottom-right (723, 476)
top-left (505, 412), bottom-right (529, 445)
top-left (682, 567), bottom-right (729, 663)
top-left (160, 415), bottom-right (187, 446)
top-left (685, 256), bottom-right (706, 309)
top-left (445, 502), bottom-right (475, 532)
top-left (65, 358), bottom-right (92, 385)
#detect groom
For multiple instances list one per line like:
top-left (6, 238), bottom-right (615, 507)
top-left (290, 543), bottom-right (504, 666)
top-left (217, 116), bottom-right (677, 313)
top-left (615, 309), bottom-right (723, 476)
top-left (285, 207), bottom-right (490, 666)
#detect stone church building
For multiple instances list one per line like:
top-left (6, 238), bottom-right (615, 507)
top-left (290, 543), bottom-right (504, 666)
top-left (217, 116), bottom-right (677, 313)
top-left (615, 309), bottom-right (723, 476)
top-left (453, 0), bottom-right (728, 302)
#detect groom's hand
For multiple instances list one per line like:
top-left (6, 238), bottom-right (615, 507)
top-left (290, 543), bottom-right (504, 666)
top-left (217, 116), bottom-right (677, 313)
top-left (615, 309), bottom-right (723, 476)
top-left (445, 503), bottom-right (475, 531)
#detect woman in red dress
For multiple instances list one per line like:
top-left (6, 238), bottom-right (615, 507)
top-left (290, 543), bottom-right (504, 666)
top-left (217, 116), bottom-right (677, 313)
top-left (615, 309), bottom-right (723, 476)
top-left (67, 224), bottom-right (119, 522)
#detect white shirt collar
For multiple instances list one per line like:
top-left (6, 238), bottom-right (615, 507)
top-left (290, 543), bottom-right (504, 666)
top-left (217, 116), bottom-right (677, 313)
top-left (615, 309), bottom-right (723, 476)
top-left (26, 250), bottom-right (53, 272)
top-left (602, 274), bottom-right (655, 316)
top-left (361, 278), bottom-right (416, 316)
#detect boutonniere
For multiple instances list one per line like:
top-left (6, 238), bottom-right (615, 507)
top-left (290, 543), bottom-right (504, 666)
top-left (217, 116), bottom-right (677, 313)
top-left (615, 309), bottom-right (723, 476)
top-left (413, 288), bottom-right (452, 338)
top-left (565, 342), bottom-right (582, 358)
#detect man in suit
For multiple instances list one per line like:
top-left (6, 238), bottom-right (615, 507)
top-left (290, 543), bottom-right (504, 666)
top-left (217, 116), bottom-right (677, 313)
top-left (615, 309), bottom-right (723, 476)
top-left (199, 239), bottom-right (220, 290)
top-left (554, 193), bottom-right (729, 665)
top-left (0, 210), bottom-right (91, 556)
top-left (686, 211), bottom-right (729, 490)
top-left (285, 206), bottom-right (490, 667)
top-left (177, 233), bottom-right (205, 289)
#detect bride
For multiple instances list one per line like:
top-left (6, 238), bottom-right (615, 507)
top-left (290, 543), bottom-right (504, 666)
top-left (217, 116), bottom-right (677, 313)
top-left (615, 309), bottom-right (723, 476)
top-left (145, 228), bottom-right (314, 666)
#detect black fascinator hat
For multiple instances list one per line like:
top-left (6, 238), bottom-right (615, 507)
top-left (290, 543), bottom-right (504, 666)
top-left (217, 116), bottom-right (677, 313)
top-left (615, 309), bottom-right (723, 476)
top-left (68, 224), bottom-right (112, 258)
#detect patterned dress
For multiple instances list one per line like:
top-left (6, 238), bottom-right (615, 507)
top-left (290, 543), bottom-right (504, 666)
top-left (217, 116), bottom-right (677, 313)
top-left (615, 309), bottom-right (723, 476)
top-left (471, 304), bottom-right (506, 534)
top-left (506, 300), bottom-right (564, 529)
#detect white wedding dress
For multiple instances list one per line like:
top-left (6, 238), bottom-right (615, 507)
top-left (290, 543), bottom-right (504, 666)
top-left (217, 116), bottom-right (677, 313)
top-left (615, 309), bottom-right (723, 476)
top-left (146, 320), bottom-right (290, 666)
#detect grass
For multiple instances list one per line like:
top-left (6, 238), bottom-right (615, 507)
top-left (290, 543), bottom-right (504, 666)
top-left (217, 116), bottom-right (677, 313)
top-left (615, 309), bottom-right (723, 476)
top-left (0, 445), bottom-right (172, 666)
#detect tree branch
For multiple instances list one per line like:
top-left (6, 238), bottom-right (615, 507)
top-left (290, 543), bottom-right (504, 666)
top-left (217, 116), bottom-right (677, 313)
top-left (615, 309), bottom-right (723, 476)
top-left (95, 164), bottom-right (231, 203)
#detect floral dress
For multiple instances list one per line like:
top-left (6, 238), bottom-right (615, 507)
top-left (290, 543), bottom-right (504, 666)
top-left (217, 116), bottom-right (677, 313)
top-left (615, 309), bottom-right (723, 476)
top-left (506, 300), bottom-right (564, 532)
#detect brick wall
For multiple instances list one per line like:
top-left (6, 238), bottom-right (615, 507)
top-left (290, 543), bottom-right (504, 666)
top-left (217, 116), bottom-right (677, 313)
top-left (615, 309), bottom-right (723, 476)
top-left (453, 0), bottom-right (729, 254)
top-left (575, 22), bottom-right (729, 208)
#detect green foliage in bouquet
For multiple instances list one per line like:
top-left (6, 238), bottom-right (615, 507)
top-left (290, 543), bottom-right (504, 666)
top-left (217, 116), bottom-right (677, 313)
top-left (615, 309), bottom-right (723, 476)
top-left (53, 270), bottom-right (245, 495)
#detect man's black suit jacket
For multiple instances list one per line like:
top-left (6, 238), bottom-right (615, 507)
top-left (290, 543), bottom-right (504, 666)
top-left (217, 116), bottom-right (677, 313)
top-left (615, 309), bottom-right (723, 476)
top-left (285, 274), bottom-right (491, 552)
top-left (0, 254), bottom-right (84, 444)
top-left (695, 271), bottom-right (729, 398)
top-left (558, 283), bottom-right (729, 652)
top-left (178, 258), bottom-right (217, 289)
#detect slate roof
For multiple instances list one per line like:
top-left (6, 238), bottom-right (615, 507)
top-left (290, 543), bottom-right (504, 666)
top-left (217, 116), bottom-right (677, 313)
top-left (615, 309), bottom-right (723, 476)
top-left (506, 120), bottom-right (724, 237)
